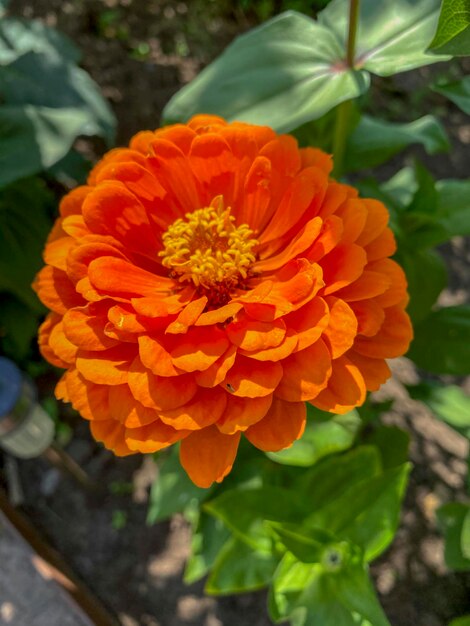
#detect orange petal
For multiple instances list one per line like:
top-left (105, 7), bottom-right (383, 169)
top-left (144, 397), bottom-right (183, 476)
top-left (311, 355), bottom-right (366, 414)
top-left (108, 384), bottom-right (160, 428)
top-left (354, 305), bottom-right (413, 359)
top-left (226, 314), bottom-right (286, 352)
top-left (306, 215), bottom-right (343, 263)
top-left (275, 339), bottom-right (332, 402)
top-left (139, 335), bottom-right (180, 377)
top-left (320, 244), bottom-right (367, 295)
top-left (170, 326), bottom-right (229, 372)
top-left (59, 185), bottom-right (92, 217)
top-left (82, 181), bottom-right (159, 255)
top-left (158, 387), bottom-right (227, 430)
top-left (66, 241), bottom-right (126, 284)
top-left (195, 301), bottom-right (242, 326)
top-left (365, 228), bottom-right (396, 262)
top-left (245, 397), bottom-right (306, 452)
top-left (195, 344), bottom-right (237, 388)
top-left (217, 395), bottom-right (273, 435)
top-left (355, 199), bottom-right (389, 247)
top-left (259, 135), bottom-right (300, 177)
top-left (335, 270), bottom-right (390, 302)
top-left (43, 236), bottom-right (75, 271)
top-left (64, 368), bottom-right (110, 421)
top-left (76, 345), bottom-right (136, 384)
top-left (369, 259), bottom-right (408, 308)
top-left (285, 297), bottom-right (329, 353)
top-left (90, 419), bottom-right (134, 456)
top-left (240, 329), bottom-right (298, 362)
top-left (180, 426), bottom-right (241, 488)
top-left (33, 266), bottom-right (84, 315)
top-left (125, 420), bottom-right (189, 453)
top-left (300, 147), bottom-right (333, 175)
top-left (166, 296), bottom-right (208, 334)
top-left (335, 198), bottom-right (368, 244)
top-left (38, 314), bottom-right (68, 369)
top-left (238, 156), bottom-right (272, 231)
top-left (349, 299), bottom-right (385, 337)
top-left (49, 320), bottom-right (78, 364)
top-left (88, 257), bottom-right (174, 297)
top-left (189, 133), bottom-right (237, 205)
top-left (62, 304), bottom-right (118, 351)
top-left (222, 355), bottom-right (283, 398)
top-left (347, 351), bottom-right (391, 391)
top-left (322, 297), bottom-right (357, 359)
top-left (128, 356), bottom-right (197, 410)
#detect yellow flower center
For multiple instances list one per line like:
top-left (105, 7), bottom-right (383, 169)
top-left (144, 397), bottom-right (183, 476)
top-left (159, 196), bottom-right (258, 302)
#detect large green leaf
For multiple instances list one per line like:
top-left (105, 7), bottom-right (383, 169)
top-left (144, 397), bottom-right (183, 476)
top-left (435, 178), bottom-right (470, 238)
top-left (306, 464), bottom-right (410, 561)
top-left (184, 512), bottom-right (231, 584)
top-left (205, 537), bottom-right (279, 595)
top-left (147, 447), bottom-right (212, 524)
top-left (399, 249), bottom-right (448, 323)
top-left (407, 382), bottom-right (470, 438)
top-left (363, 426), bottom-right (410, 470)
top-left (269, 549), bottom-right (390, 626)
top-left (437, 502), bottom-right (470, 571)
top-left (449, 616), bottom-right (470, 626)
top-left (0, 17), bottom-right (80, 64)
top-left (320, 0), bottom-right (449, 75)
top-left (408, 306), bottom-right (470, 375)
top-left (433, 76), bottom-right (470, 114)
top-left (0, 105), bottom-right (91, 187)
top-left (269, 523), bottom-right (336, 564)
top-left (0, 177), bottom-right (52, 309)
top-left (267, 410), bottom-right (360, 467)
top-left (428, 0), bottom-right (470, 56)
top-left (204, 486), bottom-right (307, 552)
top-left (163, 11), bottom-right (369, 132)
top-left (344, 114), bottom-right (449, 172)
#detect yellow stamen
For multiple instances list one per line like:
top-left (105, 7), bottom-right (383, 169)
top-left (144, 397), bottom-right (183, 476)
top-left (159, 196), bottom-right (258, 300)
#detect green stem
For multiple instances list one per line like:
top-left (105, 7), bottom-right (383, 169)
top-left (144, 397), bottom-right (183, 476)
top-left (332, 0), bottom-right (360, 178)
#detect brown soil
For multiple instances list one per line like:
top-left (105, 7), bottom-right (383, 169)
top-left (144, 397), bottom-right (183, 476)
top-left (4, 1), bottom-right (470, 625)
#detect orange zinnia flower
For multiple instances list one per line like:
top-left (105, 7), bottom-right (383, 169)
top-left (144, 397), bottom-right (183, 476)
top-left (34, 115), bottom-right (412, 487)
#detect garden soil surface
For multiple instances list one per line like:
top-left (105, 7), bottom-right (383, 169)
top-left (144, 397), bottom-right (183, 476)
top-left (5, 1), bottom-right (470, 625)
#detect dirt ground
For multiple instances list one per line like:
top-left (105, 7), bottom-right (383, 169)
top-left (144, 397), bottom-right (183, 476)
top-left (4, 1), bottom-right (470, 625)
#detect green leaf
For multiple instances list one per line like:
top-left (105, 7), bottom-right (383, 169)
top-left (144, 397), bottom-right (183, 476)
top-left (0, 51), bottom-right (115, 145)
top-left (306, 464), bottom-right (410, 561)
top-left (363, 426), bottom-right (410, 470)
top-left (147, 447), bottom-right (212, 524)
top-left (449, 616), bottom-right (470, 626)
top-left (433, 76), bottom-right (470, 114)
top-left (407, 381), bottom-right (470, 438)
top-left (0, 296), bottom-right (41, 360)
top-left (435, 178), bottom-right (470, 238)
top-left (205, 537), bottom-right (278, 595)
top-left (428, 0), bottom-right (470, 56)
top-left (184, 512), bottom-right (231, 584)
top-left (0, 17), bottom-right (80, 64)
top-left (437, 502), bottom-right (470, 571)
top-left (267, 410), bottom-right (361, 467)
top-left (344, 114), bottom-right (449, 172)
top-left (269, 523), bottom-right (335, 563)
top-left (399, 249), bottom-right (447, 323)
top-left (408, 306), bottom-right (470, 375)
top-left (320, 0), bottom-right (449, 75)
top-left (0, 177), bottom-right (52, 309)
top-left (270, 549), bottom-right (391, 626)
top-left (163, 11), bottom-right (370, 132)
top-left (0, 105), bottom-right (91, 187)
top-left (298, 446), bottom-right (382, 510)
top-left (204, 486), bottom-right (307, 552)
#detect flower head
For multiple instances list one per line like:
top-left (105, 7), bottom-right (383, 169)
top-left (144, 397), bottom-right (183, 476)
top-left (34, 115), bottom-right (412, 487)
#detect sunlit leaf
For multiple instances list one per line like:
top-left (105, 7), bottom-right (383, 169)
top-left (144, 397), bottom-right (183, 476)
top-left (428, 0), bottom-right (470, 56)
top-left (184, 512), bottom-right (231, 584)
top-left (407, 381), bottom-right (470, 438)
top-left (163, 11), bottom-right (369, 132)
top-left (267, 410), bottom-right (360, 467)
top-left (320, 0), bottom-right (449, 75)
